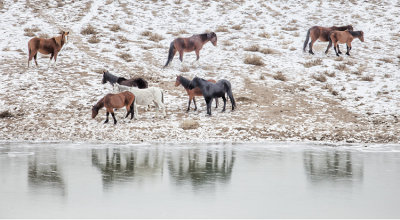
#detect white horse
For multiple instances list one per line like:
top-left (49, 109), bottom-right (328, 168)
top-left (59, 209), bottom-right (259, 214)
top-left (114, 84), bottom-right (166, 118)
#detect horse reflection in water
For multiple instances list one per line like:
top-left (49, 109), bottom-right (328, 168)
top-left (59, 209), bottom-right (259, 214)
top-left (303, 150), bottom-right (363, 183)
top-left (91, 148), bottom-right (164, 188)
top-left (167, 148), bottom-right (236, 189)
top-left (28, 150), bottom-right (66, 196)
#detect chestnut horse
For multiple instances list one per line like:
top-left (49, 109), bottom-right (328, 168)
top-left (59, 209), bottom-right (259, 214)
top-left (303, 25), bottom-right (353, 55)
top-left (326, 30), bottom-right (364, 56)
top-left (175, 75), bottom-right (218, 112)
top-left (164, 32), bottom-right (217, 67)
top-left (92, 91), bottom-right (135, 125)
top-left (28, 31), bottom-right (69, 67)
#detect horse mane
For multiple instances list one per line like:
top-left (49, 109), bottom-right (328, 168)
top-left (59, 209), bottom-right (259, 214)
top-left (199, 33), bottom-right (208, 42)
top-left (53, 35), bottom-right (63, 47)
top-left (178, 76), bottom-right (192, 89)
top-left (348, 30), bottom-right (362, 37)
top-left (117, 77), bottom-right (128, 83)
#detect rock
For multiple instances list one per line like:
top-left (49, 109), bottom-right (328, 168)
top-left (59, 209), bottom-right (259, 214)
top-left (181, 119), bottom-right (200, 130)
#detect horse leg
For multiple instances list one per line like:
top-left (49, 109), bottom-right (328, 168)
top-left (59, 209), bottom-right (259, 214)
top-left (346, 42), bottom-right (351, 56)
top-left (48, 53), bottom-right (54, 67)
top-left (104, 112), bottom-right (109, 124)
top-left (308, 40), bottom-right (315, 55)
top-left (337, 44), bottom-right (342, 54)
top-left (333, 43), bottom-right (340, 56)
top-left (193, 97), bottom-right (197, 111)
top-left (53, 51), bottom-right (58, 66)
top-left (205, 98), bottom-right (212, 116)
top-left (34, 53), bottom-right (38, 66)
top-left (111, 112), bottom-right (117, 125)
top-left (187, 97), bottom-right (192, 112)
top-left (130, 102), bottom-right (135, 119)
top-left (221, 96), bottom-right (227, 112)
top-left (179, 50), bottom-right (184, 62)
top-left (325, 40), bottom-right (332, 54)
top-left (195, 49), bottom-right (200, 61)
top-left (125, 105), bottom-right (131, 118)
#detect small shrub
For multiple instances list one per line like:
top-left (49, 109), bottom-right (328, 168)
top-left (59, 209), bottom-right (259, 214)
top-left (232, 24), bottom-right (242, 30)
top-left (244, 55), bottom-right (264, 66)
top-left (378, 57), bottom-right (393, 63)
top-left (181, 119), bottom-right (199, 130)
top-left (180, 66), bottom-right (190, 72)
top-left (148, 33), bottom-right (164, 42)
top-left (110, 24), bottom-right (121, 32)
top-left (335, 56), bottom-right (344, 61)
top-left (38, 33), bottom-right (49, 38)
top-left (118, 52), bottom-right (132, 62)
top-left (335, 63), bottom-right (347, 71)
top-left (312, 74), bottom-right (327, 82)
top-left (361, 75), bottom-right (374, 81)
top-left (323, 71), bottom-right (336, 77)
top-left (258, 32), bottom-right (271, 38)
top-left (141, 30), bottom-right (152, 37)
top-left (88, 35), bottom-right (100, 43)
top-left (244, 45), bottom-right (260, 52)
top-left (384, 73), bottom-right (391, 78)
top-left (282, 26), bottom-right (298, 31)
top-left (260, 48), bottom-right (278, 54)
top-left (273, 71), bottom-right (286, 81)
top-left (81, 24), bottom-right (97, 35)
top-left (216, 26), bottom-right (229, 32)
top-left (303, 59), bottom-right (322, 68)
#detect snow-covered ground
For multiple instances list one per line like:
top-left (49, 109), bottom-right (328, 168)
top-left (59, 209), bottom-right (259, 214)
top-left (0, 0), bottom-right (399, 143)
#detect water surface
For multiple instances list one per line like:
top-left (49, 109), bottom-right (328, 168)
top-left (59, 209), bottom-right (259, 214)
top-left (0, 142), bottom-right (399, 218)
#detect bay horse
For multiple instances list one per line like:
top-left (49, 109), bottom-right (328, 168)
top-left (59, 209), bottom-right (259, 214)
top-left (175, 75), bottom-right (218, 112)
top-left (164, 32), bottom-right (217, 67)
top-left (27, 31), bottom-right (69, 67)
top-left (303, 25), bottom-right (353, 55)
top-left (114, 84), bottom-right (166, 118)
top-left (102, 70), bottom-right (148, 89)
top-left (188, 77), bottom-right (236, 116)
top-left (92, 91), bottom-right (135, 125)
top-left (326, 30), bottom-right (364, 56)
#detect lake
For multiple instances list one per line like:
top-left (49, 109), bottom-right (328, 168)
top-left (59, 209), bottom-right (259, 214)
top-left (0, 142), bottom-right (399, 218)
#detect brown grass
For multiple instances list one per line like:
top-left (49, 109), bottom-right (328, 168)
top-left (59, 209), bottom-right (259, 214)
top-left (361, 75), bottom-right (374, 81)
top-left (244, 45), bottom-right (260, 52)
top-left (181, 119), bottom-right (200, 130)
top-left (258, 32), bottom-right (271, 39)
top-left (260, 48), bottom-right (279, 54)
top-left (244, 55), bottom-right (264, 66)
top-left (216, 26), bottom-right (229, 32)
top-left (273, 71), bottom-right (287, 81)
top-left (88, 35), bottom-right (100, 43)
top-left (232, 24), bottom-right (242, 30)
top-left (312, 74), bottom-right (327, 82)
top-left (334, 63), bottom-right (347, 71)
top-left (81, 24), bottom-right (97, 35)
top-left (110, 24), bottom-right (121, 32)
top-left (323, 71), bottom-right (336, 77)
top-left (118, 52), bottom-right (132, 62)
top-left (303, 59), bottom-right (322, 68)
top-left (180, 66), bottom-right (190, 72)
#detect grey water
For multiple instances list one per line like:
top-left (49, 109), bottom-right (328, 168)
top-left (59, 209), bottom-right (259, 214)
top-left (0, 142), bottom-right (400, 218)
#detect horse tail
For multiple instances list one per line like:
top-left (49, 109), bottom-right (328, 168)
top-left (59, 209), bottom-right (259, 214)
top-left (164, 41), bottom-right (175, 67)
top-left (223, 80), bottom-right (236, 110)
top-left (303, 28), bottom-right (311, 52)
top-left (137, 78), bottom-right (148, 89)
top-left (161, 90), bottom-right (164, 104)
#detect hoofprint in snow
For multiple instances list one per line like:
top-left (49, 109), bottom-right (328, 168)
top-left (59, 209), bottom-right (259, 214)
top-left (0, 0), bottom-right (399, 143)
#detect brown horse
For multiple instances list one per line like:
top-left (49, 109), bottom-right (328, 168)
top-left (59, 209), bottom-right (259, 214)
top-left (303, 25), bottom-right (353, 55)
top-left (326, 30), bottom-right (364, 56)
top-left (164, 32), bottom-right (217, 67)
top-left (92, 91), bottom-right (135, 125)
top-left (27, 31), bottom-right (69, 67)
top-left (175, 75), bottom-right (218, 112)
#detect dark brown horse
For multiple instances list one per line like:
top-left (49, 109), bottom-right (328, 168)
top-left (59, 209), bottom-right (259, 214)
top-left (326, 30), bottom-right (364, 56)
top-left (175, 75), bottom-right (218, 112)
top-left (164, 32), bottom-right (217, 67)
top-left (92, 91), bottom-right (135, 125)
top-left (27, 31), bottom-right (69, 67)
top-left (303, 25), bottom-right (353, 55)
top-left (102, 70), bottom-right (148, 89)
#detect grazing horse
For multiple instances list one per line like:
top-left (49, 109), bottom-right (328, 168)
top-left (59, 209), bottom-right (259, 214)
top-left (303, 25), bottom-right (353, 55)
top-left (326, 30), bottom-right (364, 56)
top-left (164, 32), bottom-right (217, 67)
top-left (114, 84), bottom-right (166, 118)
top-left (188, 77), bottom-right (236, 116)
top-left (92, 91), bottom-right (135, 125)
top-left (102, 70), bottom-right (148, 89)
top-left (28, 31), bottom-right (69, 67)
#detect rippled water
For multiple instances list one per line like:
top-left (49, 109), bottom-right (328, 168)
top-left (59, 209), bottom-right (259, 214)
top-left (0, 142), bottom-right (400, 218)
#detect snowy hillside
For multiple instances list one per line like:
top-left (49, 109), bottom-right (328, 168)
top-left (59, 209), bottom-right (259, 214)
top-left (0, 0), bottom-right (399, 143)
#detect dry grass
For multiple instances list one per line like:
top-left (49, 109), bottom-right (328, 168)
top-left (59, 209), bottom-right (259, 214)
top-left (312, 74), bottom-right (327, 82)
top-left (282, 26), bottom-right (298, 31)
top-left (258, 32), bottom-right (271, 39)
top-left (216, 26), bottom-right (229, 32)
top-left (323, 71), bottom-right (336, 77)
top-left (141, 30), bottom-right (152, 37)
top-left (244, 45), bottom-right (260, 52)
top-left (24, 27), bottom-right (40, 37)
top-left (334, 63), bottom-right (347, 71)
top-left (148, 33), bottom-right (164, 42)
top-left (81, 24), bottom-right (97, 35)
top-left (378, 57), bottom-right (393, 63)
top-left (110, 24), bottom-right (121, 32)
top-left (273, 71), bottom-right (287, 81)
top-left (232, 24), bottom-right (242, 30)
top-left (244, 55), bottom-right (264, 66)
top-left (260, 48), bottom-right (279, 54)
top-left (323, 84), bottom-right (339, 96)
top-left (180, 66), bottom-right (190, 72)
top-left (38, 33), bottom-right (49, 38)
top-left (335, 56), bottom-right (344, 61)
top-left (88, 35), bottom-right (100, 43)
top-left (118, 52), bottom-right (132, 62)
top-left (361, 75), bottom-right (374, 81)
top-left (303, 59), bottom-right (322, 68)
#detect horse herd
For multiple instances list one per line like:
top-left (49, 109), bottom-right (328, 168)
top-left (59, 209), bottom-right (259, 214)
top-left (26, 24), bottom-right (363, 125)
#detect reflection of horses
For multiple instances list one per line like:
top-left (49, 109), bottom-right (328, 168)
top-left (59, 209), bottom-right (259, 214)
top-left (114, 84), bottom-right (166, 118)
top-left (91, 91), bottom-right (135, 124)
top-left (188, 77), bottom-right (236, 116)
top-left (27, 31), bottom-right (69, 67)
top-left (326, 30), bottom-right (364, 56)
top-left (175, 75), bottom-right (218, 112)
top-left (164, 32), bottom-right (217, 67)
top-left (102, 70), bottom-right (148, 89)
top-left (303, 25), bottom-right (353, 55)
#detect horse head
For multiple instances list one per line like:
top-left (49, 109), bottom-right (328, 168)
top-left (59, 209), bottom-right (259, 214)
top-left (359, 31), bottom-right (364, 42)
top-left (101, 71), bottom-right (108, 84)
top-left (174, 76), bottom-right (181, 87)
top-left (61, 31), bottom-right (69, 44)
top-left (208, 32), bottom-right (217, 46)
top-left (91, 106), bottom-right (99, 119)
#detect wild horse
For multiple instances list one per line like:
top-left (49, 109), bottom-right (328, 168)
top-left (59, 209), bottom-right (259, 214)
top-left (92, 91), bottom-right (135, 125)
top-left (326, 30), bottom-right (364, 56)
top-left (102, 70), bottom-right (148, 89)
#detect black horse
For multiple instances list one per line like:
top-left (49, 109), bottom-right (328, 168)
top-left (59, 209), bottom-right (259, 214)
top-left (188, 77), bottom-right (236, 116)
top-left (102, 70), bottom-right (148, 89)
